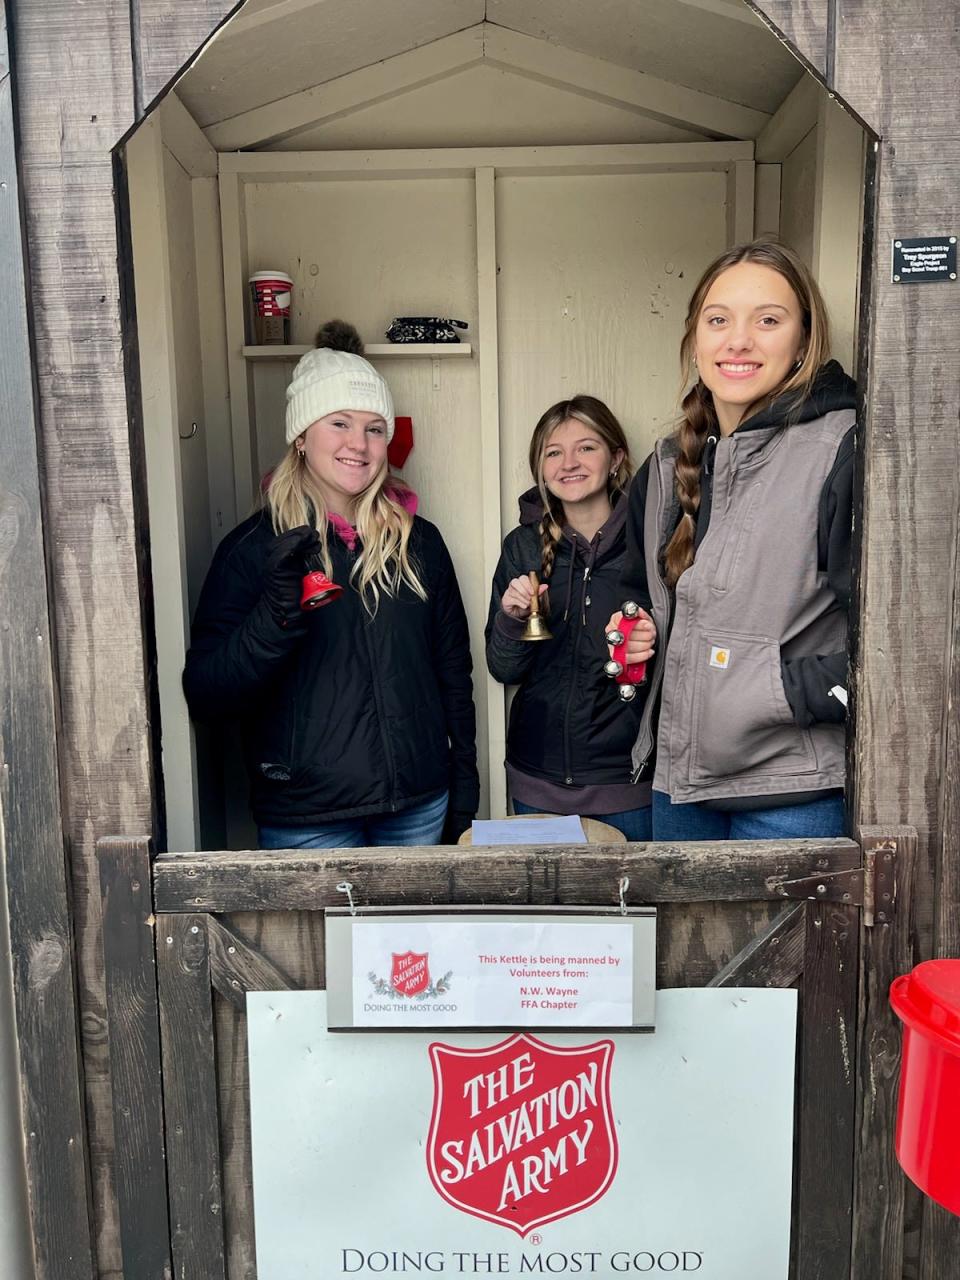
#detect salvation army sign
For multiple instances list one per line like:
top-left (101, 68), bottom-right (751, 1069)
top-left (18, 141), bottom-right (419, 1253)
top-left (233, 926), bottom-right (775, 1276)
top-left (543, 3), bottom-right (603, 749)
top-left (247, 991), bottom-right (797, 1278)
top-left (427, 1035), bottom-right (617, 1235)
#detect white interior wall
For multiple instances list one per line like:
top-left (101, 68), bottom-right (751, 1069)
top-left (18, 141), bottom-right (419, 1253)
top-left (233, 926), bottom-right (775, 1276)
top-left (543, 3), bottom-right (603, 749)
top-left (127, 118), bottom-right (203, 852)
top-left (272, 63), bottom-right (710, 151)
top-left (757, 76), bottom-right (865, 374)
top-left (496, 169), bottom-right (731, 528)
top-left (163, 148), bottom-right (213, 617)
top-left (780, 128), bottom-right (819, 275)
top-left (128, 101), bottom-right (235, 852)
top-left (813, 98), bottom-right (867, 378)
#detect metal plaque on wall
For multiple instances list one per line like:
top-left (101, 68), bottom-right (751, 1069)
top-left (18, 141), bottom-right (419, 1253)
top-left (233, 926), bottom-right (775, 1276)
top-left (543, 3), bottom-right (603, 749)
top-left (891, 236), bottom-right (957, 283)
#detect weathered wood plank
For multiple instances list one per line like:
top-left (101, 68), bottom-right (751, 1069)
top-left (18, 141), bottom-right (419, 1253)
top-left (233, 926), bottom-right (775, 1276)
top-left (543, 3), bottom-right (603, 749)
top-left (835, 3), bottom-right (960, 1273)
top-left (707, 904), bottom-right (805, 988)
top-left (657, 902), bottom-right (784, 988)
top-left (796, 902), bottom-right (860, 1280)
top-left (852, 829), bottom-right (915, 1280)
top-left (843, 40), bottom-right (960, 938)
top-left (0, 4), bottom-right (96, 1275)
top-left (922, 431), bottom-right (960, 1279)
top-left (157, 915), bottom-right (226, 1280)
top-left (924, 185), bottom-right (960, 1277)
top-left (834, 0), bottom-right (959, 135)
top-left (154, 840), bottom-right (862, 912)
top-left (207, 916), bottom-right (295, 1009)
top-left (98, 836), bottom-right (171, 1280)
top-left (11, 0), bottom-right (157, 1272)
top-left (134, 1), bottom-right (241, 111)
top-left (216, 912), bottom-right (326, 1280)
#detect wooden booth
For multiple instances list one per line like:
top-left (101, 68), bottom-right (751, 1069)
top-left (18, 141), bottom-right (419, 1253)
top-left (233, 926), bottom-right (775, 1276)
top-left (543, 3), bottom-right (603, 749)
top-left (0, 0), bottom-right (957, 1277)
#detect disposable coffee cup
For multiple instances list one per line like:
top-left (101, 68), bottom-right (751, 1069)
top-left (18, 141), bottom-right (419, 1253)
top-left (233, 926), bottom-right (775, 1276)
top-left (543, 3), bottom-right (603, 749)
top-left (249, 271), bottom-right (293, 345)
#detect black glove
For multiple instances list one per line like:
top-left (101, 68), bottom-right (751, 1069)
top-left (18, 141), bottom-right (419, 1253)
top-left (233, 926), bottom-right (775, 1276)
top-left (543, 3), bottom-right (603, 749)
top-left (262, 525), bottom-right (322, 626)
top-left (441, 810), bottom-right (474, 844)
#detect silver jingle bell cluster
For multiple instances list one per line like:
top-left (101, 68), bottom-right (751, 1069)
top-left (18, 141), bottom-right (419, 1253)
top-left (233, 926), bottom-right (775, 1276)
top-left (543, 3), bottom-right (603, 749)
top-left (605, 600), bottom-right (641, 702)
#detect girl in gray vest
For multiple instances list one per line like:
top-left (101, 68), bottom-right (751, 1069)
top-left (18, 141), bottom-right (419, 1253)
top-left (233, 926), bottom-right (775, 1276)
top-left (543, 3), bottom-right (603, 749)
top-left (611, 240), bottom-right (855, 840)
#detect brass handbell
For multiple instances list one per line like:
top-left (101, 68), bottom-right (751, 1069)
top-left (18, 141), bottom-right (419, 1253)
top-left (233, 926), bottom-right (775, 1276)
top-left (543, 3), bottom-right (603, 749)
top-left (521, 570), bottom-right (553, 642)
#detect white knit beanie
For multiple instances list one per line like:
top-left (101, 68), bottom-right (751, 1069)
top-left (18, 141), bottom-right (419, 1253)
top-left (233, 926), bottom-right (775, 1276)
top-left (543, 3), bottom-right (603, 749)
top-left (285, 346), bottom-right (395, 444)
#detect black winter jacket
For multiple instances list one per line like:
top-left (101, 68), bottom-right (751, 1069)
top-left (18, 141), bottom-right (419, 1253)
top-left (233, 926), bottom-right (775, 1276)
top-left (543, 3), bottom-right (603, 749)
top-left (485, 489), bottom-right (643, 787)
top-left (183, 510), bottom-right (480, 826)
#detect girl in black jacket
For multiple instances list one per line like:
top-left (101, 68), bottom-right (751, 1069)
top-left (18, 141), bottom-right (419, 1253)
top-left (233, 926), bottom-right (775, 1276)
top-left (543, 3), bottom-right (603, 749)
top-left (485, 396), bottom-right (652, 839)
top-left (183, 322), bottom-right (479, 848)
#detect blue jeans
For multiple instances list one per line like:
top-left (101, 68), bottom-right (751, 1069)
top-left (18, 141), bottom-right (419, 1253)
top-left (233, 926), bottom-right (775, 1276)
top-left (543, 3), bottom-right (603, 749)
top-left (652, 790), bottom-right (845, 841)
top-left (512, 799), bottom-right (652, 841)
top-left (259, 790), bottom-right (448, 850)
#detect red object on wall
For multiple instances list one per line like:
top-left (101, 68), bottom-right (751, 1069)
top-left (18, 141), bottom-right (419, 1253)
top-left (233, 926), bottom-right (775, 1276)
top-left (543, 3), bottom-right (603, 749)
top-left (890, 960), bottom-right (960, 1217)
top-left (388, 416), bottom-right (414, 468)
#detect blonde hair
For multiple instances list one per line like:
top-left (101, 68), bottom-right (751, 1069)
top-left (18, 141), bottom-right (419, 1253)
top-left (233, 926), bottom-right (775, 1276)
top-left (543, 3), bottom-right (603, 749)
top-left (529, 395), bottom-right (633, 582)
top-left (664, 239), bottom-right (832, 587)
top-left (266, 448), bottom-right (426, 613)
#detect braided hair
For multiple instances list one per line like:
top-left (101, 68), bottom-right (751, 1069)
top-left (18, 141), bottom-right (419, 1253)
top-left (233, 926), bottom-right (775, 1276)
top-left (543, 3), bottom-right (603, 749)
top-left (528, 396), bottom-right (633, 593)
top-left (663, 239), bottom-right (832, 587)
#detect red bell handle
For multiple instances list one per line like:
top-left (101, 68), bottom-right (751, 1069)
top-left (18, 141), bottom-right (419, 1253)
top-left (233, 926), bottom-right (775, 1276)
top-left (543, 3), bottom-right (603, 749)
top-left (604, 604), bottom-right (648, 703)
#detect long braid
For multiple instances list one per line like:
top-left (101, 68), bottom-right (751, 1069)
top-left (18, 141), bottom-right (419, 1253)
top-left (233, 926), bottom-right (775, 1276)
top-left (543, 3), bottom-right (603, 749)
top-left (538, 506), bottom-right (564, 582)
top-left (538, 499), bottom-right (564, 617)
top-left (662, 382), bottom-right (717, 587)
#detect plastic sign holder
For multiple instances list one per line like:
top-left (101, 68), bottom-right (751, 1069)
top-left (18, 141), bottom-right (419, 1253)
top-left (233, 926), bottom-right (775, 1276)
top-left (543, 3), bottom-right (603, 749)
top-left (324, 905), bottom-right (656, 1033)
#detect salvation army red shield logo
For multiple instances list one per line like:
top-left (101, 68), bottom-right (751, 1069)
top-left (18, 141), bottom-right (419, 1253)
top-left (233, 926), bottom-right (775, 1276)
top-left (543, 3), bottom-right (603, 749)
top-left (391, 951), bottom-right (430, 997)
top-left (426, 1034), bottom-right (617, 1236)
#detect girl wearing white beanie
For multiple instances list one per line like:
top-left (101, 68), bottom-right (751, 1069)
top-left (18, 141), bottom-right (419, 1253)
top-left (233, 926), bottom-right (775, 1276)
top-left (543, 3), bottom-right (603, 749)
top-left (184, 321), bottom-right (479, 848)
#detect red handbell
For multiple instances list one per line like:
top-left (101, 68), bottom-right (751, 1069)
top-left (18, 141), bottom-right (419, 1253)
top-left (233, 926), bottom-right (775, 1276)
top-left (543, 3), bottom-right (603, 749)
top-left (300, 569), bottom-right (343, 610)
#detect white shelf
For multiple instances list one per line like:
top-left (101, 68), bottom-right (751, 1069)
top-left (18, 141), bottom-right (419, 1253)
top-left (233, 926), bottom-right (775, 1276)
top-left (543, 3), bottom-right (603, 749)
top-left (242, 343), bottom-right (472, 361)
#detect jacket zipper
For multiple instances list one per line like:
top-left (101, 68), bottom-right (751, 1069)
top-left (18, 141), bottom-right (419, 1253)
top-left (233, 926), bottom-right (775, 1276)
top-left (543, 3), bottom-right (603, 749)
top-left (631, 456), bottom-right (672, 783)
top-left (561, 562), bottom-right (590, 784)
top-left (352, 549), bottom-right (400, 809)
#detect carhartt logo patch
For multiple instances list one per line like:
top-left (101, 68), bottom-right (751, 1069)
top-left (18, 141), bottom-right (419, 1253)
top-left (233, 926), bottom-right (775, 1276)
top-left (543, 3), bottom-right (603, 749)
top-left (709, 646), bottom-right (731, 669)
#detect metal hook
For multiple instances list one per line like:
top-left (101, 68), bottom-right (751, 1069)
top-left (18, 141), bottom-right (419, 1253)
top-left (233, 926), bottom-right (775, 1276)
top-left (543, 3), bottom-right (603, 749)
top-left (618, 875), bottom-right (630, 917)
top-left (179, 421), bottom-right (199, 440)
top-left (336, 880), bottom-right (357, 916)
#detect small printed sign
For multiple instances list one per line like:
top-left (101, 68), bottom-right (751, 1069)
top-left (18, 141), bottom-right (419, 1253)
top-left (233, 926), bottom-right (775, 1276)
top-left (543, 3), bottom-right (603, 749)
top-left (325, 911), bottom-right (656, 1030)
top-left (247, 989), bottom-right (798, 1279)
top-left (892, 236), bottom-right (957, 283)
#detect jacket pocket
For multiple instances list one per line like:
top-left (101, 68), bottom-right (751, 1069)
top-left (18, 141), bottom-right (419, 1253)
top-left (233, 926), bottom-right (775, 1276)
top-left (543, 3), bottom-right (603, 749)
top-left (688, 630), bottom-right (818, 784)
top-left (710, 481), bottom-right (760, 593)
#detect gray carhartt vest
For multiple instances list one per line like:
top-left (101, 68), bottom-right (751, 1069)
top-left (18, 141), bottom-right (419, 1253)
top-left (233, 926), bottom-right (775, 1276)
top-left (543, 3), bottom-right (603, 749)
top-left (632, 409), bottom-right (855, 804)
